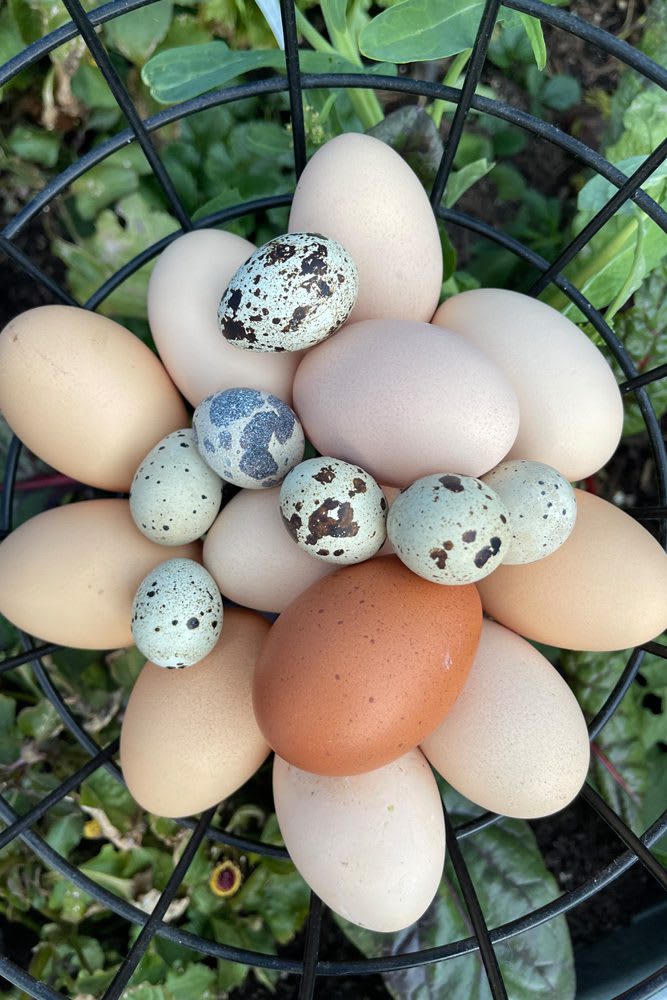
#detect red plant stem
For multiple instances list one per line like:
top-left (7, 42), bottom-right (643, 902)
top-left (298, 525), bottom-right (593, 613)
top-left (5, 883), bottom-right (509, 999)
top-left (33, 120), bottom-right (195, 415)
top-left (1, 474), bottom-right (80, 492)
top-left (591, 742), bottom-right (640, 803)
top-left (584, 475), bottom-right (598, 495)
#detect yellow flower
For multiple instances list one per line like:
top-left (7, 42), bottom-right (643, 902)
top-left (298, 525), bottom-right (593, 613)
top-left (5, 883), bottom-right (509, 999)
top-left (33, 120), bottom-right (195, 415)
top-left (209, 860), bottom-right (242, 898)
top-left (83, 819), bottom-right (102, 839)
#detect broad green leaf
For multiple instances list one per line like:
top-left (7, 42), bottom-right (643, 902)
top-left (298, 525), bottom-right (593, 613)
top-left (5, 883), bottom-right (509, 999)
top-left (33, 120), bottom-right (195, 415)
top-left (17, 700), bottom-right (62, 743)
top-left (0, 7), bottom-right (25, 98)
top-left (165, 961), bottom-right (216, 1000)
top-left (608, 88), bottom-right (667, 162)
top-left (108, 646), bottom-right (145, 691)
top-left (6, 124), bottom-right (60, 167)
top-left (48, 879), bottom-right (92, 922)
top-left (193, 186), bottom-right (243, 223)
top-left (255, 0), bottom-right (284, 48)
top-left (367, 105), bottom-right (443, 189)
top-left (70, 62), bottom-right (118, 110)
top-left (104, 0), bottom-right (173, 66)
top-left (0, 694), bottom-right (16, 734)
top-left (337, 799), bottom-right (574, 998)
top-left (80, 763), bottom-right (142, 833)
top-left (9, 0), bottom-right (42, 43)
top-left (541, 74), bottom-right (581, 111)
top-left (578, 155), bottom-right (667, 216)
top-left (518, 13), bottom-right (547, 70)
top-left (78, 864), bottom-right (135, 900)
top-left (321, 0), bottom-right (348, 36)
top-left (72, 163), bottom-right (139, 220)
top-left (44, 813), bottom-right (84, 859)
top-left (158, 12), bottom-right (211, 50)
top-left (444, 157), bottom-right (495, 208)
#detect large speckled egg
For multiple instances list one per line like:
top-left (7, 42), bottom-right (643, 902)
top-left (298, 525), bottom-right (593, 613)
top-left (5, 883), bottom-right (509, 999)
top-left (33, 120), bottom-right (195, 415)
top-left (0, 306), bottom-right (187, 492)
top-left (131, 558), bottom-right (222, 668)
top-left (130, 429), bottom-right (223, 545)
top-left (203, 487), bottom-right (336, 613)
top-left (289, 133), bottom-right (442, 324)
top-left (387, 474), bottom-right (511, 584)
top-left (147, 229), bottom-right (301, 406)
top-left (432, 289), bottom-right (624, 481)
top-left (292, 320), bottom-right (519, 487)
top-left (253, 556), bottom-right (482, 775)
top-left (421, 620), bottom-right (590, 818)
top-left (0, 500), bottom-right (200, 649)
top-left (120, 608), bottom-right (271, 818)
top-left (481, 460), bottom-right (577, 564)
top-left (219, 233), bottom-right (358, 352)
top-left (193, 387), bottom-right (304, 488)
top-left (477, 489), bottom-right (667, 651)
top-left (279, 457), bottom-right (387, 564)
top-left (273, 749), bottom-right (445, 932)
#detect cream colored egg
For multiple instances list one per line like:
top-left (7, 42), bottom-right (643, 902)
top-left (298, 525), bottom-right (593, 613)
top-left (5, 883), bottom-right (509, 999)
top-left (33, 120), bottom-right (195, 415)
top-left (0, 306), bottom-right (187, 492)
top-left (293, 319), bottom-right (519, 487)
top-left (477, 489), bottom-right (667, 651)
top-left (147, 229), bottom-right (302, 406)
top-left (421, 620), bottom-right (590, 818)
top-left (288, 133), bottom-right (442, 324)
top-left (0, 500), bottom-right (200, 649)
top-left (432, 289), bottom-right (623, 481)
top-left (273, 749), bottom-right (445, 932)
top-left (120, 608), bottom-right (271, 817)
top-left (203, 487), bottom-right (336, 613)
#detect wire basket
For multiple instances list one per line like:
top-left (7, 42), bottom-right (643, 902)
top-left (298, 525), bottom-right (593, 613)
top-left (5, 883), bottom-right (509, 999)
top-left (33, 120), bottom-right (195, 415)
top-left (0, 0), bottom-right (666, 997)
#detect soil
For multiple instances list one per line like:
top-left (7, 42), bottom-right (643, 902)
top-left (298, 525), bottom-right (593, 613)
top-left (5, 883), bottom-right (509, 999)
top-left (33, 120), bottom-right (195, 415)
top-left (0, 0), bottom-right (664, 996)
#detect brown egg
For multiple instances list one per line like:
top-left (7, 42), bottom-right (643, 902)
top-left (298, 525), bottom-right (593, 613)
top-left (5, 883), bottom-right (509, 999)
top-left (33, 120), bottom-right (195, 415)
top-left (120, 608), bottom-right (271, 818)
top-left (477, 489), bottom-right (667, 650)
top-left (0, 306), bottom-right (187, 491)
top-left (0, 500), bottom-right (200, 649)
top-left (252, 556), bottom-right (482, 775)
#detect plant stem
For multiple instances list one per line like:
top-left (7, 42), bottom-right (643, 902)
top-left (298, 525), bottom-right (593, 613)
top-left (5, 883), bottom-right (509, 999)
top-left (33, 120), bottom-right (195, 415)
top-left (605, 213), bottom-right (645, 323)
top-left (429, 49), bottom-right (473, 130)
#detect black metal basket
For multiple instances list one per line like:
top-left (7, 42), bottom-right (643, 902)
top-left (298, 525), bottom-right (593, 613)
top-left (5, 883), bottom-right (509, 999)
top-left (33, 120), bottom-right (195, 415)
top-left (0, 0), bottom-right (666, 997)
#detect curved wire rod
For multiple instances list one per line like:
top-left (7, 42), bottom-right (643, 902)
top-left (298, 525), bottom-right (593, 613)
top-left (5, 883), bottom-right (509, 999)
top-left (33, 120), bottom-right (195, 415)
top-left (0, 237), bottom-right (78, 306)
top-left (580, 784), bottom-right (667, 889)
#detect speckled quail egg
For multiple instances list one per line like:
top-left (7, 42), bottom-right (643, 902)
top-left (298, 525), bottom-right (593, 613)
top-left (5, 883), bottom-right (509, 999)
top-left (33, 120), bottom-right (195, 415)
top-left (279, 457), bottom-right (387, 564)
top-left (129, 429), bottom-right (223, 545)
top-left (193, 387), bottom-right (305, 489)
top-left (131, 558), bottom-right (223, 668)
top-left (481, 459), bottom-right (577, 564)
top-left (218, 233), bottom-right (358, 352)
top-left (387, 473), bottom-right (511, 585)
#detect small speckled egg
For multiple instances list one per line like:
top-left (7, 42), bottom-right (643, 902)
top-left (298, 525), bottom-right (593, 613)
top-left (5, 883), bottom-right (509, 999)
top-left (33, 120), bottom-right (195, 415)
top-left (218, 233), bottom-right (358, 352)
top-left (129, 429), bottom-right (223, 545)
top-left (279, 458), bottom-right (387, 564)
top-left (131, 558), bottom-right (223, 668)
top-left (481, 460), bottom-right (577, 564)
top-left (192, 387), bottom-right (305, 488)
top-left (387, 473), bottom-right (511, 584)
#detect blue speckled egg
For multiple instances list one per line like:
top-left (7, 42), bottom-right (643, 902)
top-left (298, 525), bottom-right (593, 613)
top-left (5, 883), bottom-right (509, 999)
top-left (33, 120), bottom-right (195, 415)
top-left (192, 387), bottom-right (305, 489)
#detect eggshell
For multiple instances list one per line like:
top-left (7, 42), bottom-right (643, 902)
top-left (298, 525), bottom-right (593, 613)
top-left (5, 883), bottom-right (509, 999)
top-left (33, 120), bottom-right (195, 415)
top-left (147, 229), bottom-right (301, 406)
top-left (0, 500), bottom-right (200, 649)
top-left (477, 489), bottom-right (667, 650)
top-left (288, 133), bottom-right (442, 324)
top-left (421, 621), bottom-right (590, 818)
top-left (253, 556), bottom-right (482, 775)
top-left (130, 429), bottom-right (223, 545)
top-left (279, 457), bottom-right (387, 564)
top-left (273, 750), bottom-right (445, 932)
top-left (219, 233), bottom-right (358, 351)
top-left (131, 559), bottom-right (223, 668)
top-left (0, 306), bottom-right (187, 492)
top-left (480, 460), bottom-right (576, 564)
top-left (120, 608), bottom-right (270, 817)
top-left (203, 487), bottom-right (336, 613)
top-left (387, 474), bottom-right (511, 584)
top-left (193, 387), bottom-right (304, 488)
top-left (293, 320), bottom-right (519, 488)
top-left (432, 289), bottom-right (624, 481)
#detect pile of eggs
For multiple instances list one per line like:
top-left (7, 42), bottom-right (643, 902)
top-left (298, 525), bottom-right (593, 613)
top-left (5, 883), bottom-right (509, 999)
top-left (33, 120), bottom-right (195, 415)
top-left (0, 132), bottom-right (666, 935)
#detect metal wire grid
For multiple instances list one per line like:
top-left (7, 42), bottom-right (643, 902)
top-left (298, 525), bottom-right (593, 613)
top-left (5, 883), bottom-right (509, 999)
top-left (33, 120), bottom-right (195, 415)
top-left (0, 0), bottom-right (666, 996)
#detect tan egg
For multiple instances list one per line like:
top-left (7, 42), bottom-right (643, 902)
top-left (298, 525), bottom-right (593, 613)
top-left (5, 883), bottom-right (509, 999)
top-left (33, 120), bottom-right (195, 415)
top-left (273, 749), bottom-right (445, 932)
top-left (421, 620), bottom-right (590, 818)
top-left (432, 289), bottom-right (623, 481)
top-left (204, 487), bottom-right (336, 613)
top-left (120, 608), bottom-right (270, 818)
top-left (293, 320), bottom-right (519, 488)
top-left (0, 500), bottom-right (200, 649)
top-left (477, 489), bottom-right (667, 650)
top-left (147, 229), bottom-right (302, 406)
top-left (0, 306), bottom-right (187, 492)
top-left (288, 133), bottom-right (442, 324)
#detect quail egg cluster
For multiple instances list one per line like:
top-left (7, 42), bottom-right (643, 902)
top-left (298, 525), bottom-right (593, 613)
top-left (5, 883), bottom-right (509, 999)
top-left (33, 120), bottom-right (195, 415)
top-left (1, 132), bottom-right (665, 938)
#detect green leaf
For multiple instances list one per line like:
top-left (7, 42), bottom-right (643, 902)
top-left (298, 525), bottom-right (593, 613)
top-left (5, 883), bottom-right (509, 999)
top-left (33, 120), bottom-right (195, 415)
top-left (6, 124), bottom-right (60, 167)
top-left (165, 962), bottom-right (216, 1000)
top-left (72, 163), bottom-right (140, 220)
top-left (608, 88), bottom-right (667, 162)
top-left (44, 813), bottom-right (84, 859)
top-left (192, 186), bottom-right (243, 223)
top-left (80, 765), bottom-right (141, 833)
top-left (367, 105), bottom-right (443, 189)
top-left (70, 62), bottom-right (118, 110)
top-left (0, 694), bottom-right (17, 735)
top-left (48, 879), bottom-right (92, 922)
top-left (444, 157), bottom-right (495, 208)
top-left (0, 7), bottom-right (25, 99)
top-left (255, 0), bottom-right (284, 48)
top-left (104, 0), bottom-right (174, 66)
top-left (642, 746), bottom-right (667, 865)
top-left (9, 0), bottom-right (42, 43)
top-left (518, 13), bottom-right (547, 70)
top-left (541, 74), bottom-right (581, 111)
top-left (359, 0), bottom-right (515, 62)
top-left (17, 700), bottom-right (62, 743)
top-left (108, 646), bottom-right (146, 691)
top-left (578, 155), bottom-right (667, 216)
top-left (337, 797), bottom-right (574, 998)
